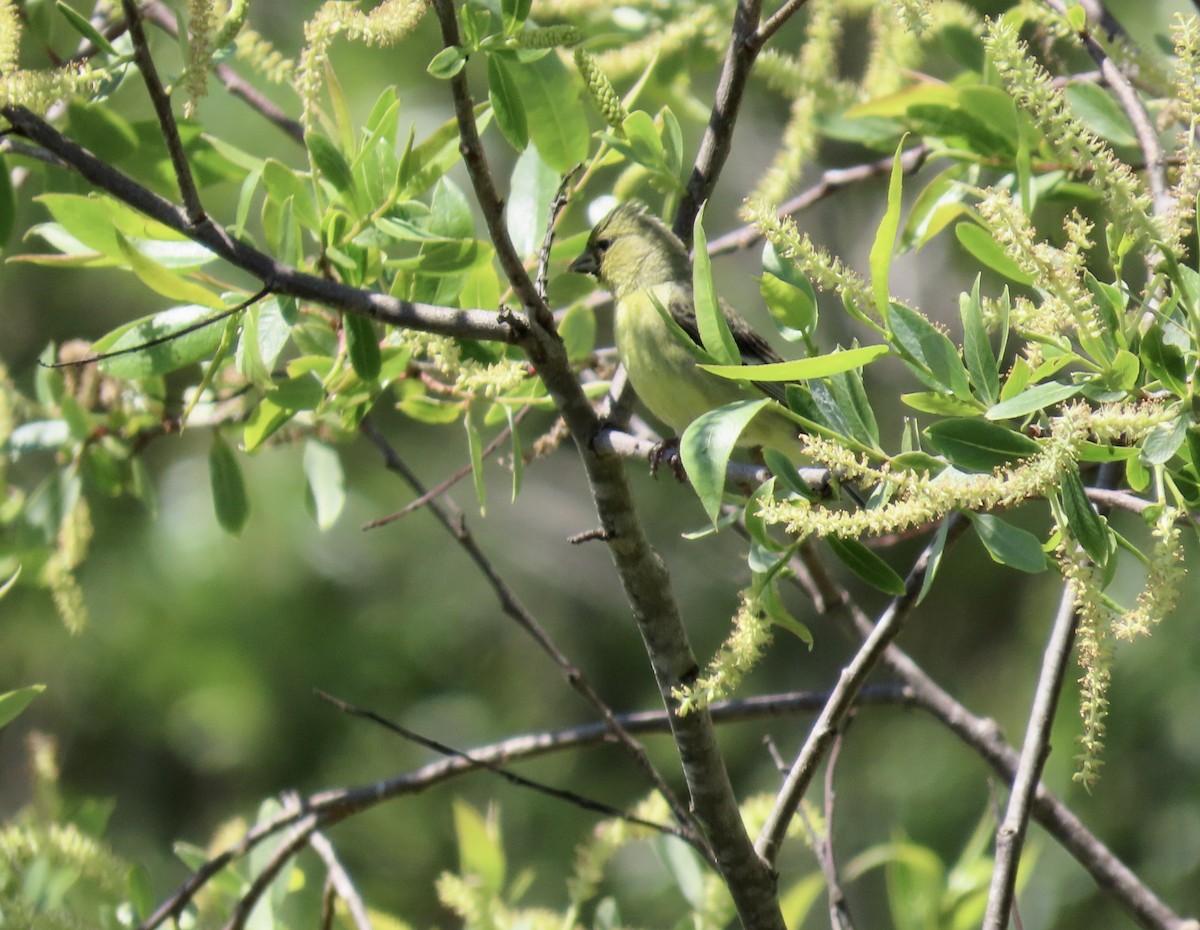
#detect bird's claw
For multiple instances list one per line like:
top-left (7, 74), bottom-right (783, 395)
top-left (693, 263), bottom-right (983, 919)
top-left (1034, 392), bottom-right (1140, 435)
top-left (649, 438), bottom-right (686, 482)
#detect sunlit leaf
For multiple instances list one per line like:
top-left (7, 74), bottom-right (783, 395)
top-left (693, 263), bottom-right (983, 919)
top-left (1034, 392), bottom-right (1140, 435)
top-left (681, 399), bottom-right (770, 525)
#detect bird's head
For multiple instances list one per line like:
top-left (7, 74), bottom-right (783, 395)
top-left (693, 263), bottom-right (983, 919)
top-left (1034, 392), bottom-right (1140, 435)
top-left (569, 201), bottom-right (691, 298)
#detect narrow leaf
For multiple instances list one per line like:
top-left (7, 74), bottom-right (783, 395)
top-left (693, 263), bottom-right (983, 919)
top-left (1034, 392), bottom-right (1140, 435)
top-left (826, 536), bottom-right (906, 596)
top-left (0, 685), bottom-right (46, 729)
top-left (924, 419), bottom-right (1039, 471)
top-left (868, 138), bottom-right (908, 319)
top-left (304, 440), bottom-right (346, 530)
top-left (986, 381), bottom-right (1083, 420)
top-left (692, 205), bottom-right (739, 364)
top-left (209, 435), bottom-right (250, 536)
top-left (345, 314), bottom-right (382, 381)
top-left (681, 399), bottom-right (770, 525)
top-left (700, 345), bottom-right (889, 381)
top-left (969, 513), bottom-right (1047, 573)
top-left (1059, 467), bottom-right (1109, 566)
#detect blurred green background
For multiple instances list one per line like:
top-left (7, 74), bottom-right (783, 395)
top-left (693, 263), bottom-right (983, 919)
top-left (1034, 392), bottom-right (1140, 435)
top-left (3, 0), bottom-right (1199, 927)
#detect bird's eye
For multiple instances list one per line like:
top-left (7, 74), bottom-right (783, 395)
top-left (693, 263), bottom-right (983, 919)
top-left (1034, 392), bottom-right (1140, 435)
top-left (595, 237), bottom-right (613, 252)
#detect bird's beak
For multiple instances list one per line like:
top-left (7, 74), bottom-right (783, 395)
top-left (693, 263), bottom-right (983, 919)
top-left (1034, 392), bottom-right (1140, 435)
top-left (569, 249), bottom-right (598, 276)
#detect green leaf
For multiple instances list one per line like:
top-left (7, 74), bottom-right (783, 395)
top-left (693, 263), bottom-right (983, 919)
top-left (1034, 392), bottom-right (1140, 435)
top-left (681, 399), bottom-right (770, 525)
top-left (916, 516), bottom-right (952, 605)
top-left (504, 50), bottom-right (589, 172)
top-left (94, 305), bottom-right (226, 378)
top-left (621, 110), bottom-right (665, 168)
top-left (453, 800), bottom-right (506, 894)
top-left (307, 131), bottom-right (357, 196)
top-left (56, 1), bottom-right (118, 54)
top-left (744, 478), bottom-right (782, 551)
top-left (828, 365), bottom-right (881, 449)
top-left (115, 232), bottom-right (222, 308)
top-left (209, 435), bottom-right (250, 536)
top-left (465, 403), bottom-right (487, 515)
top-left (271, 373), bottom-right (325, 411)
top-left (344, 314), bottom-right (381, 381)
top-left (902, 163), bottom-right (970, 251)
top-left (700, 345), bottom-right (889, 381)
top-left (0, 685), bottom-right (46, 729)
top-left (500, 0), bottom-right (532, 33)
top-left (924, 419), bottom-right (1039, 471)
top-left (954, 223), bottom-right (1035, 285)
top-left (960, 280), bottom-right (999, 405)
top-left (0, 155), bottom-right (14, 248)
top-left (764, 448), bottom-right (817, 500)
top-left (243, 397), bottom-right (293, 452)
top-left (559, 302), bottom-right (596, 362)
top-left (126, 865), bottom-right (155, 922)
top-left (487, 53), bottom-right (529, 151)
top-left (868, 138), bottom-right (908, 318)
top-left (1065, 83), bottom-right (1137, 147)
top-left (888, 303), bottom-right (972, 398)
top-left (826, 536), bottom-right (906, 596)
top-left (428, 45), bottom-right (467, 79)
top-left (304, 440), bottom-right (346, 530)
top-left (1143, 414), bottom-right (1187, 465)
top-left (760, 272), bottom-right (817, 339)
top-left (986, 380), bottom-right (1083, 420)
top-left (1140, 324), bottom-right (1188, 396)
top-left (901, 392), bottom-right (982, 416)
top-left (968, 513), bottom-right (1047, 573)
top-left (506, 144), bottom-right (558, 258)
top-left (1059, 467), bottom-right (1110, 566)
top-left (692, 205), bottom-right (739, 365)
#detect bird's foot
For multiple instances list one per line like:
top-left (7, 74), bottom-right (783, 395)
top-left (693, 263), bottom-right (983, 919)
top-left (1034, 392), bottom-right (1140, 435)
top-left (649, 438), bottom-right (686, 482)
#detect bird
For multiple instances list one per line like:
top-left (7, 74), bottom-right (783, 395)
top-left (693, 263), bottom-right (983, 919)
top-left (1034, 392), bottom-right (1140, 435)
top-left (568, 200), bottom-right (807, 462)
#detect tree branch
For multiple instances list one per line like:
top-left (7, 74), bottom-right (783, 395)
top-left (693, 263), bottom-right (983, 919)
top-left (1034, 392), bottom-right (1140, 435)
top-left (118, 0), bottom-right (206, 225)
top-left (359, 418), bottom-right (701, 847)
top-left (755, 515), bottom-right (969, 865)
top-left (428, 2), bottom-right (786, 924)
top-left (983, 588), bottom-right (1079, 930)
top-left (793, 539), bottom-right (1199, 930)
top-left (0, 105), bottom-right (518, 345)
top-left (674, 0), bottom-right (765, 242)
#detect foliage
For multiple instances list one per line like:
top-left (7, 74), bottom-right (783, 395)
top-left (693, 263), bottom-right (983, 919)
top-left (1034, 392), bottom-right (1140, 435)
top-left (1, 0), bottom-right (1198, 927)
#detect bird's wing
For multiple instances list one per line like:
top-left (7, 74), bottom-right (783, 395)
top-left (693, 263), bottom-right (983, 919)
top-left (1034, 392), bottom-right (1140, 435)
top-left (666, 290), bottom-right (790, 405)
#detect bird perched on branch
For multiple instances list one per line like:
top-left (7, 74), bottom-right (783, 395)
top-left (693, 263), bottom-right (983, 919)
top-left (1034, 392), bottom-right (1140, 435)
top-left (569, 200), bottom-right (806, 461)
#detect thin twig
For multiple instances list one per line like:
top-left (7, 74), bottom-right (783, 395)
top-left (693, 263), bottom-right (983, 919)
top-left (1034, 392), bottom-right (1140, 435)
top-left (793, 538), bottom-right (1198, 930)
top-left (223, 812), bottom-right (319, 930)
top-left (119, 0), bottom-right (206, 225)
top-left (755, 514), bottom-right (969, 865)
top-left (982, 588), bottom-right (1079, 930)
top-left (1, 105), bottom-right (519, 344)
top-left (708, 146), bottom-right (931, 256)
top-left (309, 832), bottom-right (372, 930)
top-left (359, 418), bottom-right (702, 850)
top-left (140, 0), bottom-right (305, 144)
top-left (361, 407), bottom-right (530, 531)
top-left (317, 690), bottom-right (699, 846)
top-left (139, 687), bottom-right (912, 930)
top-left (754, 0), bottom-right (813, 48)
top-left (822, 725), bottom-right (854, 930)
top-left (1041, 0), bottom-right (1169, 217)
top-left (536, 168), bottom-right (581, 303)
top-left (674, 0), bottom-right (764, 242)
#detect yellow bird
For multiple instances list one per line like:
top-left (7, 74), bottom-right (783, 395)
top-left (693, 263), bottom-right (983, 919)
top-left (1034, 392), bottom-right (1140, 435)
top-left (569, 201), bottom-right (805, 460)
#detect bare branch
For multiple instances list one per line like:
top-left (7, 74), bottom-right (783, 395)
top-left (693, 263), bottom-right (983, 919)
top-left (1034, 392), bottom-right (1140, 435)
top-left (118, 0), bottom-right (206, 224)
top-left (755, 514), bottom-right (969, 865)
top-left (309, 832), bottom-right (373, 930)
top-left (794, 542), bottom-right (1199, 930)
top-left (359, 419), bottom-right (701, 849)
top-left (983, 589), bottom-right (1079, 930)
top-left (708, 146), bottom-right (930, 256)
top-left (674, 0), bottom-right (765, 242)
